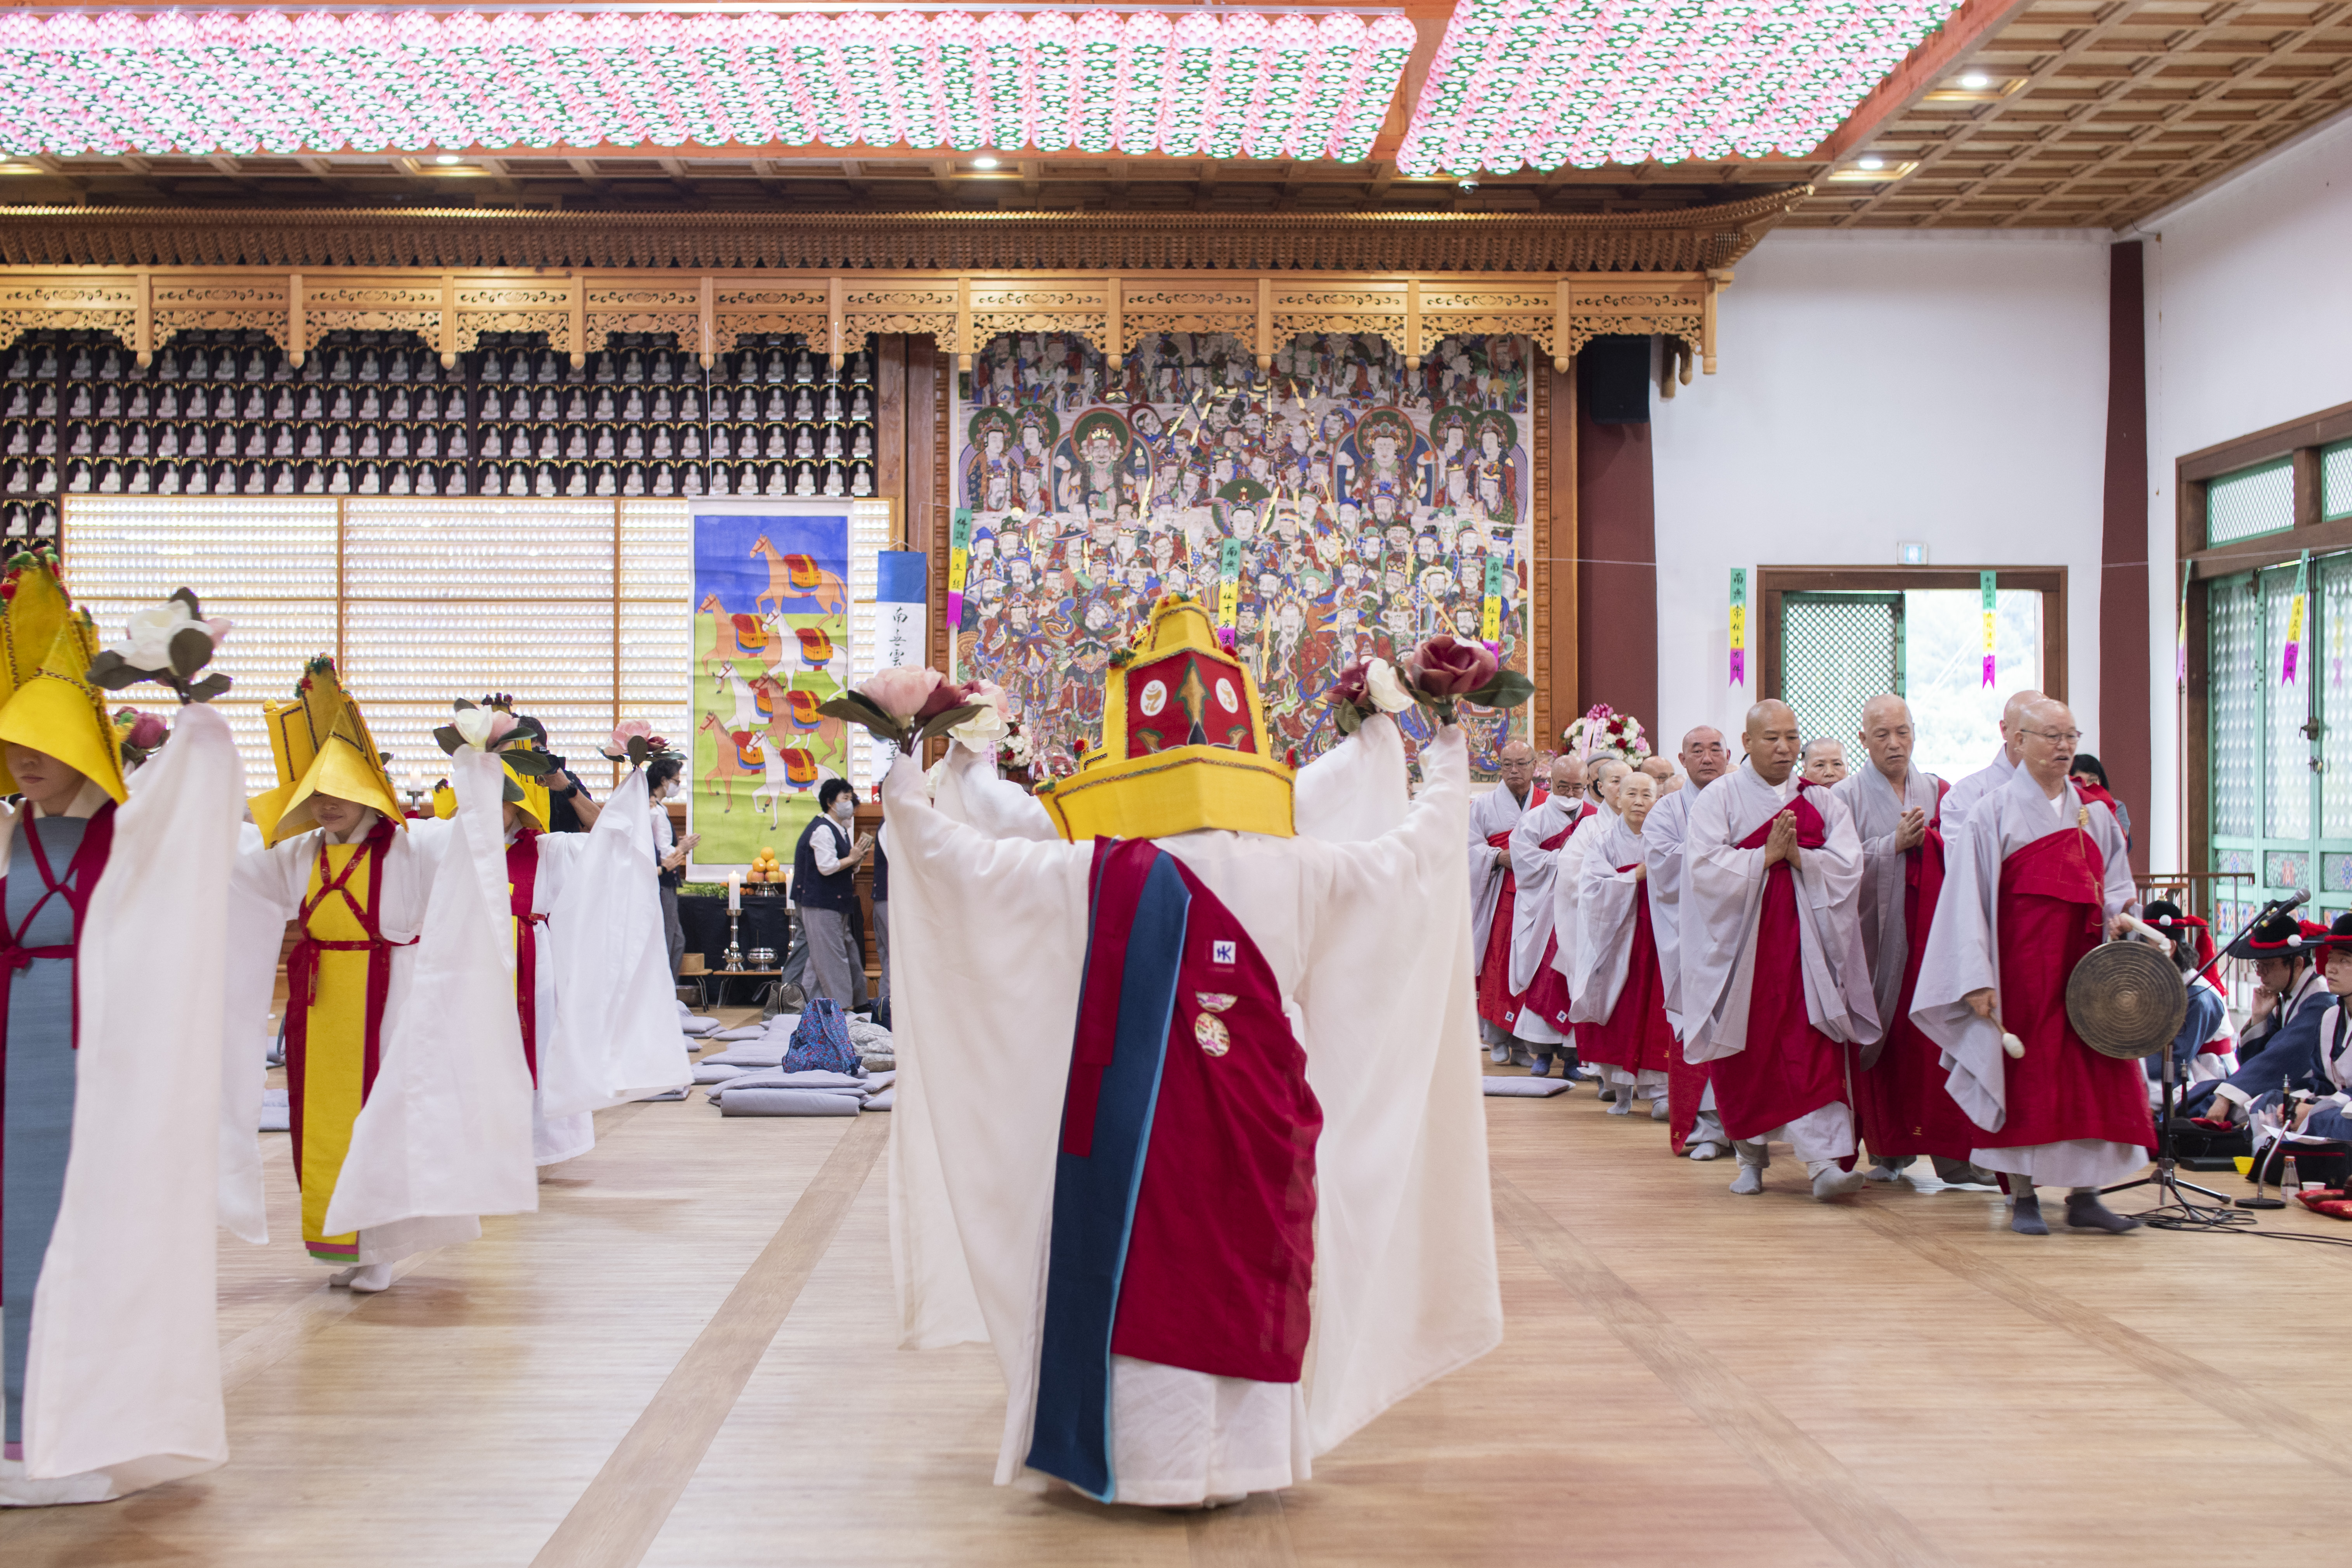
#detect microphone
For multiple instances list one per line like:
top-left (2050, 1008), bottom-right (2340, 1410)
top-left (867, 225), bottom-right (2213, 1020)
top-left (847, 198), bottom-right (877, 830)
top-left (2279, 889), bottom-right (2312, 913)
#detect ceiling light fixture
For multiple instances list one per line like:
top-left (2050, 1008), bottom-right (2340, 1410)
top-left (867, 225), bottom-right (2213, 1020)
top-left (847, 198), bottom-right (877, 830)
top-left (433, 153), bottom-right (461, 166)
top-left (1457, 176), bottom-right (1478, 191)
top-left (0, 11), bottom-right (1414, 163)
top-left (1857, 154), bottom-right (1884, 170)
top-left (1959, 70), bottom-right (1991, 90)
top-left (972, 154), bottom-right (998, 169)
top-left (1397, 0), bottom-right (1965, 175)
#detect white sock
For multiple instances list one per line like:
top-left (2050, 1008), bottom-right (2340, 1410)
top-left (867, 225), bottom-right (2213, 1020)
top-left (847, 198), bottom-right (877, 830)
top-left (346, 1263), bottom-right (395, 1293)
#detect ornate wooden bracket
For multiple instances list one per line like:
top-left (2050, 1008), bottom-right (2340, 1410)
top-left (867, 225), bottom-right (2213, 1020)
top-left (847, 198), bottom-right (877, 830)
top-left (0, 265), bottom-right (1732, 375)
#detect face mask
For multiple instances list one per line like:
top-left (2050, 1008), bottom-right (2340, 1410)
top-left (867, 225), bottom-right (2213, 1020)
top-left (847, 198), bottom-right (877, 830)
top-left (831, 799), bottom-right (855, 820)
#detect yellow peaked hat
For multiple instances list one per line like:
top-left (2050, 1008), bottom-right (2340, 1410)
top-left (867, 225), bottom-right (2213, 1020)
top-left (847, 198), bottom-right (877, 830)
top-left (0, 610), bottom-right (130, 804)
top-left (430, 754), bottom-right (549, 832)
top-left (250, 660), bottom-right (406, 845)
top-left (1036, 594), bottom-right (1293, 842)
top-left (0, 559), bottom-right (70, 714)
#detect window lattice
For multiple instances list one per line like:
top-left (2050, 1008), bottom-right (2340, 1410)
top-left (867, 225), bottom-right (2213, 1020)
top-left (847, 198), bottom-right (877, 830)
top-left (1779, 593), bottom-right (1900, 761)
top-left (2206, 458), bottom-right (2295, 547)
top-left (2325, 441), bottom-right (2352, 522)
top-left (2208, 572), bottom-right (2262, 840)
top-left (2321, 554), bottom-right (2352, 837)
top-left (2265, 566), bottom-right (2311, 840)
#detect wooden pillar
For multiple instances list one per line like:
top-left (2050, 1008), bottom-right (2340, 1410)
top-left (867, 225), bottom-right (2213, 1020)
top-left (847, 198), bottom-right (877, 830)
top-left (1573, 356), bottom-right (1658, 728)
top-left (2101, 240), bottom-right (2152, 876)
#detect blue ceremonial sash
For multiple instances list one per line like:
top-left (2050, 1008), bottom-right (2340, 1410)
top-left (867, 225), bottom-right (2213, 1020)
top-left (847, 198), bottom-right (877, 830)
top-left (1024, 842), bottom-right (1190, 1500)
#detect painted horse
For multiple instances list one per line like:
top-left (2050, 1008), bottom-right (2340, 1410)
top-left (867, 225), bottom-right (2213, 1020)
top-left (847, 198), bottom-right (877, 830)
top-left (752, 535), bottom-right (849, 618)
top-left (698, 591), bottom-right (785, 693)
top-left (749, 745), bottom-right (830, 828)
top-left (697, 710), bottom-right (764, 812)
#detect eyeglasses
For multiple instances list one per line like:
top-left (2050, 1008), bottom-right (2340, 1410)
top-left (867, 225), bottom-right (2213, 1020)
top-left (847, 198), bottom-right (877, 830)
top-left (2021, 729), bottom-right (2083, 745)
top-left (1558, 782), bottom-right (1587, 796)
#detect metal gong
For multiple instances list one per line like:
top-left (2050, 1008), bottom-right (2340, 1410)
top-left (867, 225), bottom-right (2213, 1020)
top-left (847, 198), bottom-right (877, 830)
top-left (2064, 939), bottom-right (2188, 1060)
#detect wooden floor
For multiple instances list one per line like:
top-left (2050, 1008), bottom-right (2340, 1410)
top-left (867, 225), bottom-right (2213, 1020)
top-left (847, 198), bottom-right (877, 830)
top-left (8, 1033), bottom-right (2350, 1567)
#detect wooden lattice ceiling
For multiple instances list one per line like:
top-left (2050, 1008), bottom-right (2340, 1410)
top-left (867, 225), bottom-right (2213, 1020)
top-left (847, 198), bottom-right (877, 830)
top-left (0, 2), bottom-right (2341, 231)
top-left (1792, 0), bottom-right (2352, 227)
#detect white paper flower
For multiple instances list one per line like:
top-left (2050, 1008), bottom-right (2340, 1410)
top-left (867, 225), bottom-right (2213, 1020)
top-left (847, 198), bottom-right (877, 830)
top-left (108, 598), bottom-right (231, 670)
top-left (1364, 657), bottom-right (1414, 714)
top-left (452, 707), bottom-right (496, 750)
top-left (948, 681), bottom-right (1012, 753)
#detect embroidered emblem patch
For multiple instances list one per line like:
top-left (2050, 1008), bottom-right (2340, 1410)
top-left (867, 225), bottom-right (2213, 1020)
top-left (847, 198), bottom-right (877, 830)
top-left (1211, 939), bottom-right (1236, 965)
top-left (1194, 1012), bottom-right (1232, 1056)
top-left (1195, 992), bottom-right (1236, 1014)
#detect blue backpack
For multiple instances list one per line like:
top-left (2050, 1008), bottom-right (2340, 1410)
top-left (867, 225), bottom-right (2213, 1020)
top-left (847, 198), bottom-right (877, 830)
top-left (783, 996), bottom-right (862, 1076)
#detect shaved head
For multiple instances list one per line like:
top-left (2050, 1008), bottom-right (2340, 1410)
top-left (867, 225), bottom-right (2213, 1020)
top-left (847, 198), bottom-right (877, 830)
top-left (1551, 754), bottom-right (1586, 797)
top-left (1998, 688), bottom-right (2046, 763)
top-left (1616, 768), bottom-right (1659, 832)
top-left (1679, 724), bottom-right (1730, 787)
top-left (1496, 737), bottom-right (1536, 801)
top-left (2017, 697), bottom-right (2079, 793)
top-left (1743, 700), bottom-right (1801, 786)
top-left (1858, 694), bottom-right (1915, 783)
top-left (1588, 754), bottom-right (1630, 809)
top-left (1801, 738), bottom-right (1848, 786)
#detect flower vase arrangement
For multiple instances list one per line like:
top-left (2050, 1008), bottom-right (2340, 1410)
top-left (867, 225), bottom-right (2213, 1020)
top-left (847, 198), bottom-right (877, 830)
top-left (87, 584), bottom-right (235, 704)
top-left (1562, 703), bottom-right (1652, 764)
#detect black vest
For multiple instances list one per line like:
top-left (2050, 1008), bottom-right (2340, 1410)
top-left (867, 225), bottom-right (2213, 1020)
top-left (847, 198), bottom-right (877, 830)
top-left (792, 813), bottom-right (857, 913)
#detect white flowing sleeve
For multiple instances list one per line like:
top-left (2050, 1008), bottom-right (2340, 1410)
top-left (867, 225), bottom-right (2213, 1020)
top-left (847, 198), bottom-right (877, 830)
top-left (540, 768), bottom-right (693, 1117)
top-left (1294, 712), bottom-right (1408, 843)
top-left (1289, 727), bottom-right (1501, 1456)
top-left (881, 752), bottom-right (1091, 1380)
top-left (1910, 813), bottom-right (2009, 1133)
top-left (323, 749), bottom-right (539, 1234)
top-left (1569, 834), bottom-right (1641, 1022)
top-left (927, 741), bottom-right (1059, 841)
top-left (222, 824), bottom-right (315, 1244)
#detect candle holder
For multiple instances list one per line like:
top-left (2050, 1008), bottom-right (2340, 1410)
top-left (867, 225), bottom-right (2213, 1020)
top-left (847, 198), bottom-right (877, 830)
top-left (724, 911), bottom-right (745, 972)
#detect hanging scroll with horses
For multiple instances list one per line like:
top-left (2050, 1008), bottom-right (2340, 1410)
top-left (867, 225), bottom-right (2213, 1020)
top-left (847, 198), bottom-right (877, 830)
top-left (689, 501), bottom-right (851, 867)
top-left (950, 330), bottom-right (1535, 780)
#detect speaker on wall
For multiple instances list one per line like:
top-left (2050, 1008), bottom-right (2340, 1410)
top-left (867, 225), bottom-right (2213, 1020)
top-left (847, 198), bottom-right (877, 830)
top-left (1580, 334), bottom-right (1652, 426)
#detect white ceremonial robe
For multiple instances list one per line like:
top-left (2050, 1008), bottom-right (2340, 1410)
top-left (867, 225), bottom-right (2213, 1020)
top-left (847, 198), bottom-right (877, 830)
top-left (1543, 800), bottom-right (1610, 991)
top-left (1911, 770), bottom-right (2144, 1189)
top-left (223, 748), bottom-right (536, 1259)
top-left (1504, 793), bottom-right (1585, 1046)
top-left (1568, 811), bottom-right (1648, 1028)
top-left (5, 709), bottom-right (240, 1504)
top-left (1466, 781), bottom-right (1541, 969)
top-left (530, 767), bottom-right (693, 1144)
top-left (884, 726), bottom-right (1499, 1507)
top-left (1681, 764), bottom-right (1879, 1159)
top-left (1937, 744), bottom-right (2014, 835)
top-left (1830, 762), bottom-right (1945, 1046)
top-left (1640, 785), bottom-right (1698, 1036)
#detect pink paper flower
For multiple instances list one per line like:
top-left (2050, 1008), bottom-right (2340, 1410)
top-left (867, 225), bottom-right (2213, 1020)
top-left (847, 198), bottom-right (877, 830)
top-left (863, 665), bottom-right (943, 722)
top-left (1405, 634), bottom-right (1499, 699)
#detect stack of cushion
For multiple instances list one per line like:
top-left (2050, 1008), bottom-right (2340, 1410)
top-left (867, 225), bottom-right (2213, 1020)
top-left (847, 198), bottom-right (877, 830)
top-left (710, 1069), bottom-right (896, 1116)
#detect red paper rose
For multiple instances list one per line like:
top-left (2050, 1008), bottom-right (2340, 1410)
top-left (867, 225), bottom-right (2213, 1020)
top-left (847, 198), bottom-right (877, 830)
top-left (914, 677), bottom-right (979, 721)
top-left (1405, 634), bottom-right (1499, 699)
top-left (1329, 657), bottom-right (1372, 709)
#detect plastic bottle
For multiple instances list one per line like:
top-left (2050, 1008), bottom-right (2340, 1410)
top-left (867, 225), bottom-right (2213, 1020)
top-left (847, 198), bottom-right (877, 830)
top-left (2282, 1154), bottom-right (2302, 1195)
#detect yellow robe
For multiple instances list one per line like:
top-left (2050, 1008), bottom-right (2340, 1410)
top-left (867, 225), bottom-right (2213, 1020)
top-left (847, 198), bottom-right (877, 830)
top-left (290, 837), bottom-right (387, 1261)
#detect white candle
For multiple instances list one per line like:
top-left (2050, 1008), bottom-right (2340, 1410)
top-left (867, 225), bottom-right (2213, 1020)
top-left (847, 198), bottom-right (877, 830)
top-left (727, 871), bottom-right (740, 913)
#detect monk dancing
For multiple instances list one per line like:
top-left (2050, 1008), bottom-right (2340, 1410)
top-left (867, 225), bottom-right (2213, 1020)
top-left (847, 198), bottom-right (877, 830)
top-left (1832, 696), bottom-right (1993, 1188)
top-left (1682, 701), bottom-right (1880, 1199)
top-left (1913, 698), bottom-right (2151, 1235)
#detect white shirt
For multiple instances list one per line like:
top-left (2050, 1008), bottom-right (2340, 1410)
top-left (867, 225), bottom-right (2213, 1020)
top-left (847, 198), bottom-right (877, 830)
top-left (811, 814), bottom-right (857, 875)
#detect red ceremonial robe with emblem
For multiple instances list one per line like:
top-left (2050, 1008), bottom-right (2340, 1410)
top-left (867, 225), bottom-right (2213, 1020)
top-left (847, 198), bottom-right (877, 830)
top-left (1709, 788), bottom-right (1851, 1143)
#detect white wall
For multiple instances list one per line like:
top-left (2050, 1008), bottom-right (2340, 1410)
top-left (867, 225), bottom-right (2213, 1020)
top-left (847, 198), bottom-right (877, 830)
top-left (2139, 107), bottom-right (2352, 875)
top-left (1650, 228), bottom-right (2112, 769)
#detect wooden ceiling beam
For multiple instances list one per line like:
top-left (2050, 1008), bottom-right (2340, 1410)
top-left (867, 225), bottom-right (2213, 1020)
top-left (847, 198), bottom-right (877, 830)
top-left (1815, 0), bottom-right (2043, 163)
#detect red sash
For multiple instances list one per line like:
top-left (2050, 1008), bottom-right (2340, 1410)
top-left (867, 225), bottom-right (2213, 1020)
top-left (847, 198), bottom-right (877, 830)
top-left (284, 818), bottom-right (418, 1185)
top-left (1473, 828), bottom-right (1520, 1030)
top-left (0, 802), bottom-right (116, 1050)
top-left (1579, 870), bottom-right (1676, 1082)
top-left (1709, 784), bottom-right (1850, 1142)
top-left (1985, 820), bottom-right (2156, 1151)
top-left (508, 828), bottom-right (548, 1085)
top-left (1854, 779), bottom-right (1981, 1160)
top-left (1508, 816), bottom-right (1581, 1037)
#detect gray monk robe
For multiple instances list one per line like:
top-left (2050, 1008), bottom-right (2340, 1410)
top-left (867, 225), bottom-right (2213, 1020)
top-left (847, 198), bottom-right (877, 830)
top-left (1936, 744), bottom-right (2014, 836)
top-left (2, 788), bottom-right (113, 1463)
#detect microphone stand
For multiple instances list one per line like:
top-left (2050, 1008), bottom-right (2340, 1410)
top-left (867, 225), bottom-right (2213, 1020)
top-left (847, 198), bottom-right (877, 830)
top-left (2101, 894), bottom-right (2297, 1226)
